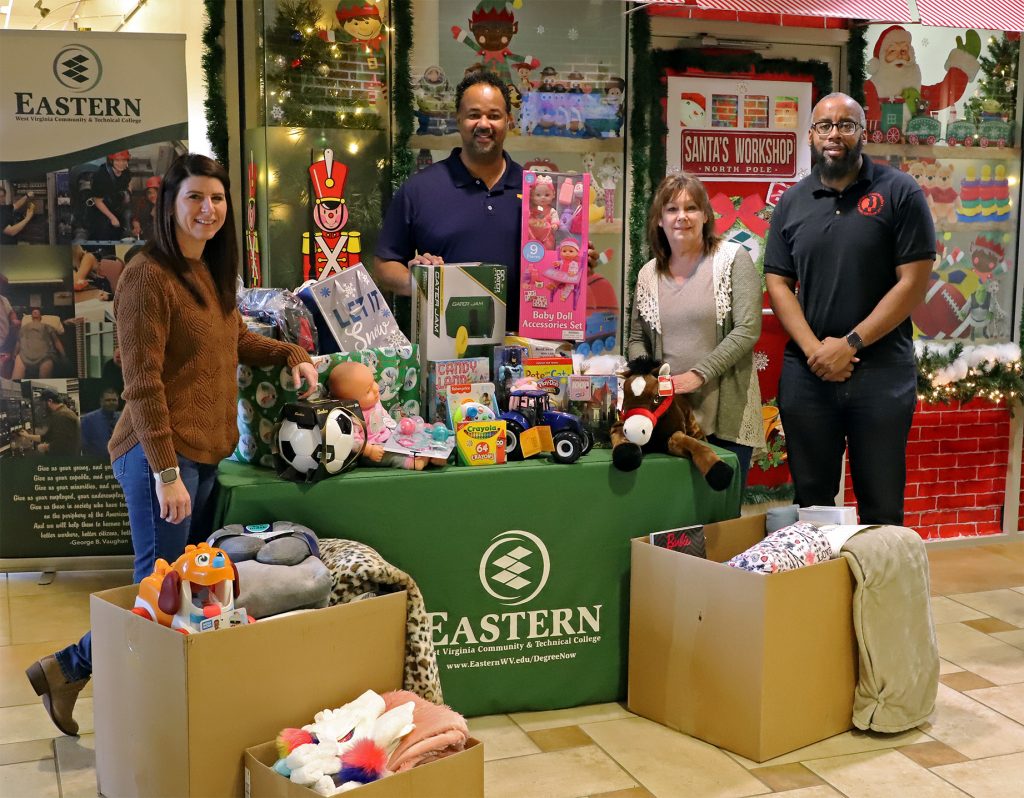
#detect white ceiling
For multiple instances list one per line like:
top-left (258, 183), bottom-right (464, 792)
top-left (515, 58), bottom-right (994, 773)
top-left (2, 0), bottom-right (152, 32)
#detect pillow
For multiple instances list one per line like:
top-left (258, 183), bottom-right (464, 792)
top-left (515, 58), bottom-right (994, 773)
top-left (727, 521), bottom-right (833, 575)
top-left (232, 344), bottom-right (420, 468)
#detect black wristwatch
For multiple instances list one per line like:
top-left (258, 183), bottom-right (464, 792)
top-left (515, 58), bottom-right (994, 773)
top-left (845, 331), bottom-right (864, 351)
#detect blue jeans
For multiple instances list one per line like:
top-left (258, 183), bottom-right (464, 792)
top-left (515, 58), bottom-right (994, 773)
top-left (707, 434), bottom-right (753, 491)
top-left (778, 355), bottom-right (917, 525)
top-left (55, 444), bottom-right (219, 682)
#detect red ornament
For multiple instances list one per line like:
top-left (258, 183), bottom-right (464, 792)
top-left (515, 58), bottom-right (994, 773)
top-left (290, 57), bottom-right (303, 70)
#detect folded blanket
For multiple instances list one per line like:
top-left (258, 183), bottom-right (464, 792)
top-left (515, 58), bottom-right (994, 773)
top-left (840, 525), bottom-right (938, 733)
top-left (318, 540), bottom-right (443, 704)
top-left (381, 690), bottom-right (468, 773)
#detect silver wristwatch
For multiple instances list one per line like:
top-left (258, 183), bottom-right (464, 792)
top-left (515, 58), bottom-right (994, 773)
top-left (845, 331), bottom-right (864, 351)
top-left (154, 466), bottom-right (180, 485)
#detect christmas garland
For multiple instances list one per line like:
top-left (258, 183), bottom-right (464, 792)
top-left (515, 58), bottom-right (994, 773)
top-left (915, 341), bottom-right (1024, 405)
top-left (202, 0), bottom-right (228, 167)
top-left (847, 23), bottom-right (867, 108)
top-left (626, 9), bottom-right (653, 313)
top-left (391, 0), bottom-right (414, 192)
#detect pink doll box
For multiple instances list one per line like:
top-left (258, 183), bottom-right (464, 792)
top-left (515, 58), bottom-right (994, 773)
top-left (519, 171), bottom-right (590, 341)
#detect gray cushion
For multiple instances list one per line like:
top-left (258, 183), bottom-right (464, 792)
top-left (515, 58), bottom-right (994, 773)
top-left (234, 557), bottom-right (333, 620)
top-left (765, 503), bottom-right (800, 534)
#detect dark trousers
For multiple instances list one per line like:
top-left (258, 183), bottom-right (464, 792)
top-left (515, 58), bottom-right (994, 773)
top-left (777, 355), bottom-right (917, 525)
top-left (707, 434), bottom-right (753, 490)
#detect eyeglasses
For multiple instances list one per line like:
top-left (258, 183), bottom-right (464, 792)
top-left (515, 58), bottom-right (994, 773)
top-left (810, 120), bottom-right (862, 136)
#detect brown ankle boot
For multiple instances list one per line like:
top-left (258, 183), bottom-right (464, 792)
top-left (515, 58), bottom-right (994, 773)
top-left (25, 655), bottom-right (88, 737)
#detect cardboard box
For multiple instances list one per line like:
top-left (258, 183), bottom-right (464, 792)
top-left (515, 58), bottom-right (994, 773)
top-left (92, 586), bottom-right (407, 798)
top-left (411, 263), bottom-right (507, 369)
top-left (244, 738), bottom-right (484, 798)
top-left (628, 514), bottom-right (856, 762)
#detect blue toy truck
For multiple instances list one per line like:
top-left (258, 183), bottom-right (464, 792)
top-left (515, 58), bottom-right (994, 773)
top-left (500, 389), bottom-right (593, 464)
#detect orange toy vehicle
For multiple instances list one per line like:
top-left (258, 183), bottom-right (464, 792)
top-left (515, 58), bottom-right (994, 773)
top-left (132, 542), bottom-right (250, 634)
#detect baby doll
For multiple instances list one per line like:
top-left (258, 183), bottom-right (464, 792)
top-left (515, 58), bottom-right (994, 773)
top-left (526, 175), bottom-right (559, 250)
top-left (542, 239), bottom-right (582, 305)
top-left (328, 361), bottom-right (444, 470)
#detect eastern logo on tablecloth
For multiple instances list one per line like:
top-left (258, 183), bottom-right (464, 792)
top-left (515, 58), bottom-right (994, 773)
top-left (53, 44), bottom-right (102, 91)
top-left (479, 530), bottom-right (551, 606)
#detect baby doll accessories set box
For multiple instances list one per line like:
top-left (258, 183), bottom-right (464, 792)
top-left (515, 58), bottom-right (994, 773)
top-left (91, 583), bottom-right (407, 797)
top-left (627, 512), bottom-right (857, 763)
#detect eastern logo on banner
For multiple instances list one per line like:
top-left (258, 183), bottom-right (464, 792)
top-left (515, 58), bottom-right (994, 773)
top-left (53, 44), bottom-right (102, 91)
top-left (479, 530), bottom-right (551, 606)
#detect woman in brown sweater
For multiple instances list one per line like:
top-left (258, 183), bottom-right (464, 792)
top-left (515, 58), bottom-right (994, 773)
top-left (27, 154), bottom-right (318, 736)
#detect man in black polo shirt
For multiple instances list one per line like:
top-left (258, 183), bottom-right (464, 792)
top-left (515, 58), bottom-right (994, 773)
top-left (764, 92), bottom-right (934, 525)
top-left (374, 70), bottom-right (523, 326)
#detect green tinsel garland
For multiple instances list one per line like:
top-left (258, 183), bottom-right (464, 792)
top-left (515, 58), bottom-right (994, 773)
top-left (202, 0), bottom-right (229, 167)
top-left (626, 9), bottom-right (652, 316)
top-left (742, 483), bottom-right (795, 506)
top-left (847, 23), bottom-right (867, 108)
top-left (391, 0), bottom-right (414, 192)
top-left (915, 343), bottom-right (1024, 405)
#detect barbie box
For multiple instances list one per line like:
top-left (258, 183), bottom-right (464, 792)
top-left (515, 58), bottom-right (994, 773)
top-left (519, 171), bottom-right (590, 341)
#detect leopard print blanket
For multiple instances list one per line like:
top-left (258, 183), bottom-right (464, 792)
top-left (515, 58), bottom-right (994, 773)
top-left (317, 538), bottom-right (442, 704)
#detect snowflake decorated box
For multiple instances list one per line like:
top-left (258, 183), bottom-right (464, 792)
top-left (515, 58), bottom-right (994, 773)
top-left (410, 262), bottom-right (507, 372)
top-left (297, 263), bottom-right (411, 354)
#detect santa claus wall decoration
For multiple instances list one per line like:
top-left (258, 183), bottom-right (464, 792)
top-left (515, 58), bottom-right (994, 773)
top-left (865, 25), bottom-right (982, 130)
top-left (303, 148), bottom-right (362, 282)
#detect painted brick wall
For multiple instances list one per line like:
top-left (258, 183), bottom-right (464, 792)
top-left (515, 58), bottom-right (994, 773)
top-left (843, 399), bottom-right (1010, 540)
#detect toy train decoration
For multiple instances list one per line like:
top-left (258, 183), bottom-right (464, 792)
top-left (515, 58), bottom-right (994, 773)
top-left (868, 99), bottom-right (1014, 147)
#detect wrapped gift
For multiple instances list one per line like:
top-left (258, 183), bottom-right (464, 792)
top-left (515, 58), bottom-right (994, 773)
top-left (297, 263), bottom-right (410, 354)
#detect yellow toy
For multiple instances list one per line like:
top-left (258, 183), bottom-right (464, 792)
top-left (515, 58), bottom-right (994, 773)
top-left (132, 542), bottom-right (249, 634)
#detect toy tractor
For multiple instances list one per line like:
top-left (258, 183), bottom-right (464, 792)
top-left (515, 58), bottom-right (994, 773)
top-left (500, 388), bottom-right (593, 464)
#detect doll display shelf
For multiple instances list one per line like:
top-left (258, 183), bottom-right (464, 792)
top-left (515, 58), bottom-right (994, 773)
top-left (214, 446), bottom-right (740, 717)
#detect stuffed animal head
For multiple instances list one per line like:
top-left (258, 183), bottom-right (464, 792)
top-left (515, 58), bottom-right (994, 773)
top-left (619, 358), bottom-right (675, 446)
top-left (157, 542), bottom-right (240, 631)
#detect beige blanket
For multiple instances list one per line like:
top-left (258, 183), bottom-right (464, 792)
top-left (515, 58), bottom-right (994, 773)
top-left (840, 525), bottom-right (938, 733)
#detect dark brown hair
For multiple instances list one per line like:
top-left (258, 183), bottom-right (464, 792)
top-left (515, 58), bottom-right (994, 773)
top-left (646, 172), bottom-right (720, 272)
top-left (146, 153), bottom-right (237, 315)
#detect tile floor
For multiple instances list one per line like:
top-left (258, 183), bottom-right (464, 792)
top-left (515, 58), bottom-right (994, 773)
top-left (0, 541), bottom-right (1022, 797)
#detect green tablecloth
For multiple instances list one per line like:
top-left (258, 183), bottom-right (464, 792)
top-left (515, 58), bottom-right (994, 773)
top-left (215, 448), bottom-right (740, 716)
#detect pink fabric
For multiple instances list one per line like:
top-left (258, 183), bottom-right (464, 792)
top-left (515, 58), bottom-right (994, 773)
top-left (381, 690), bottom-right (468, 773)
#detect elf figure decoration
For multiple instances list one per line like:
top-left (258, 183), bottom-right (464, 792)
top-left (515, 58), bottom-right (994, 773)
top-left (864, 25), bottom-right (982, 128)
top-left (451, 0), bottom-right (538, 89)
top-left (303, 149), bottom-right (362, 282)
top-left (334, 0), bottom-right (385, 52)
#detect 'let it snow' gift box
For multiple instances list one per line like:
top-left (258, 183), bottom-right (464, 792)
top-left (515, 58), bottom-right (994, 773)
top-left (298, 263), bottom-right (411, 354)
top-left (519, 171), bottom-right (590, 341)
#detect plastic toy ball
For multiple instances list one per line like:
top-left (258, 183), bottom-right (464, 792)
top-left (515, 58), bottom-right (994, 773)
top-left (398, 417), bottom-right (416, 436)
top-left (431, 424), bottom-right (451, 442)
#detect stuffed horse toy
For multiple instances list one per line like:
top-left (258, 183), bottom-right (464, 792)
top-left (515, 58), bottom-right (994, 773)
top-left (610, 356), bottom-right (734, 491)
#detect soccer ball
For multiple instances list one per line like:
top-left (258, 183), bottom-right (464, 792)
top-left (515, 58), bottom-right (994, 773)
top-left (278, 418), bottom-right (323, 476)
top-left (322, 406), bottom-right (365, 474)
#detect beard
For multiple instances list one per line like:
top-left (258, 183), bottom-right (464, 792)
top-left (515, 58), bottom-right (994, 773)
top-left (811, 136), bottom-right (865, 182)
top-left (869, 59), bottom-right (923, 101)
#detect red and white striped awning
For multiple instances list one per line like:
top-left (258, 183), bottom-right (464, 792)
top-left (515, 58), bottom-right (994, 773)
top-left (630, 0), bottom-right (1024, 30)
top-left (916, 0), bottom-right (1024, 33)
top-left (629, 0), bottom-right (913, 22)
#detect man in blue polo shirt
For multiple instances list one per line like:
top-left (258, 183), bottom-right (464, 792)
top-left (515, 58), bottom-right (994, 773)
top-left (764, 92), bottom-right (934, 525)
top-left (374, 70), bottom-right (523, 326)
